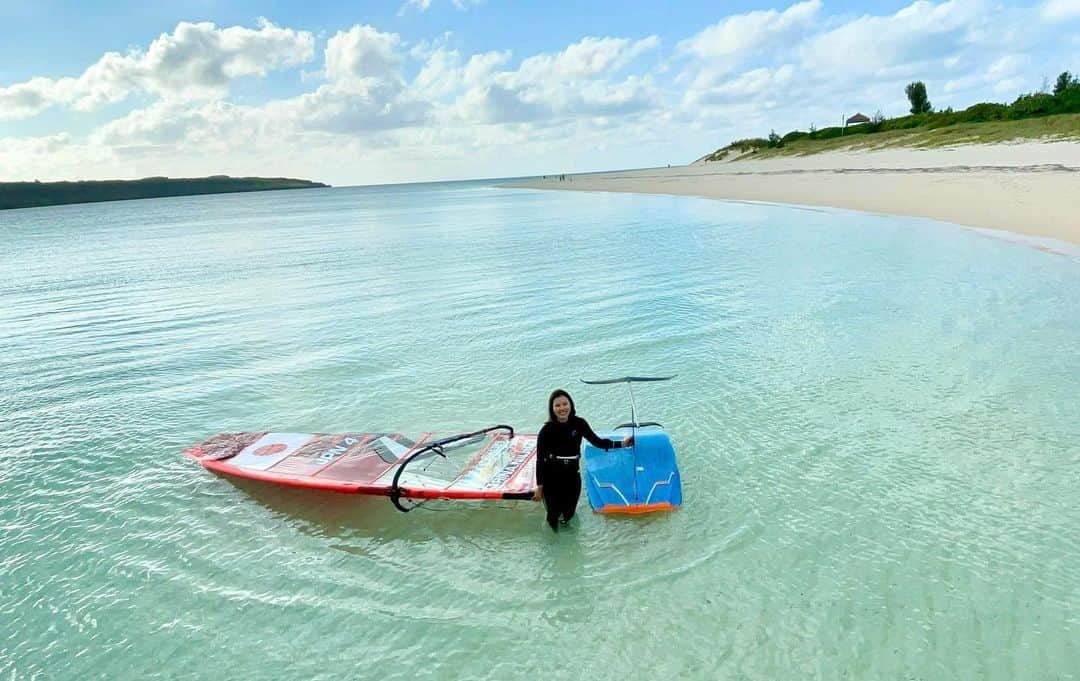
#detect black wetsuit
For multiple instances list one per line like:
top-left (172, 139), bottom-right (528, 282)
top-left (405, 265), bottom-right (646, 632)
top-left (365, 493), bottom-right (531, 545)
top-left (535, 416), bottom-right (624, 530)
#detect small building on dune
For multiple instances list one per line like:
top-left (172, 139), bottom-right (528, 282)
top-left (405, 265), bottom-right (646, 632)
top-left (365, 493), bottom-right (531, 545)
top-left (846, 112), bottom-right (871, 126)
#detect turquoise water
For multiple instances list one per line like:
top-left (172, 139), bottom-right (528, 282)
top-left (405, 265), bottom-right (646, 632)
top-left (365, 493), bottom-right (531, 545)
top-left (2, 183), bottom-right (1078, 680)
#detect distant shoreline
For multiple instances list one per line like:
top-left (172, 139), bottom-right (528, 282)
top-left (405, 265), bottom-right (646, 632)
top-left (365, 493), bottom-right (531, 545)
top-left (510, 141), bottom-right (1080, 248)
top-left (0, 176), bottom-right (329, 210)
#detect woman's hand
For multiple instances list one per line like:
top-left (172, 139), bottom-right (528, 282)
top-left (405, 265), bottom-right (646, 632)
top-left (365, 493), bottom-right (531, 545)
top-left (533, 486), bottom-right (543, 502)
top-left (622, 436), bottom-right (634, 447)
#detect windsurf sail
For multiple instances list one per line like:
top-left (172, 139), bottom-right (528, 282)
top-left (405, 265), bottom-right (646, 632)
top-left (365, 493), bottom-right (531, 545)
top-left (183, 425), bottom-right (538, 512)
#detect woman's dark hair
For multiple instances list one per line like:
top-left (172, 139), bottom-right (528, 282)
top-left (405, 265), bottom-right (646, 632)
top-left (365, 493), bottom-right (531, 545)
top-left (547, 389), bottom-right (576, 423)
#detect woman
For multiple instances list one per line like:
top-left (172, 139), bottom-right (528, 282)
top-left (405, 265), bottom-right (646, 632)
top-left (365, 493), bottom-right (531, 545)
top-left (534, 389), bottom-right (632, 531)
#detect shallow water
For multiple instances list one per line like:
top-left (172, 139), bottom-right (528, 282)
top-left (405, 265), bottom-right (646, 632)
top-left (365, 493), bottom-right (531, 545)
top-left (2, 183), bottom-right (1078, 680)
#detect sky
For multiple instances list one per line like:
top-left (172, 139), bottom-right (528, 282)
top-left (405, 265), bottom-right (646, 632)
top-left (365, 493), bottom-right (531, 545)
top-left (1, 0), bottom-right (1078, 186)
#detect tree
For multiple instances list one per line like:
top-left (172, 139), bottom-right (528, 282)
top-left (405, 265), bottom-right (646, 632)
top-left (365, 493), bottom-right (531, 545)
top-left (1055, 71), bottom-right (1078, 96)
top-left (905, 81), bottom-right (932, 114)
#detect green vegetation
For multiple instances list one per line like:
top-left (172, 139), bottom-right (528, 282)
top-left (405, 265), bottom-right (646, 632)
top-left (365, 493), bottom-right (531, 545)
top-left (1055, 71), bottom-right (1079, 95)
top-left (906, 81), bottom-right (933, 114)
top-left (0, 175), bottom-right (329, 210)
top-left (701, 70), bottom-right (1080, 162)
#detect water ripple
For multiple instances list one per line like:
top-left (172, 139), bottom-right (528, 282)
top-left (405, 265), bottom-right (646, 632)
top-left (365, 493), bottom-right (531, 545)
top-left (1, 186), bottom-right (1078, 680)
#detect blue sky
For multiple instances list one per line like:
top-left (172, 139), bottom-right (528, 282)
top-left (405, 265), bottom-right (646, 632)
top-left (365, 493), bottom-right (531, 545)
top-left (1, 0), bottom-right (1078, 185)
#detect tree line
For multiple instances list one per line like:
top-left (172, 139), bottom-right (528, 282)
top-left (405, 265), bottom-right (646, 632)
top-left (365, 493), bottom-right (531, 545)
top-left (1, 176), bottom-right (329, 210)
top-left (713, 69), bottom-right (1080, 155)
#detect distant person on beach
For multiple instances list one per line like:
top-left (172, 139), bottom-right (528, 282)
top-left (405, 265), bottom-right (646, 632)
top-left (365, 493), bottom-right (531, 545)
top-left (533, 389), bottom-right (632, 531)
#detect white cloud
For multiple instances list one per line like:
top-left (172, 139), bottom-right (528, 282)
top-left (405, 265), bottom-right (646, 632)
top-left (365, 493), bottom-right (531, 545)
top-left (454, 83), bottom-right (551, 124)
top-left (409, 48), bottom-right (511, 102)
top-left (677, 1), bottom-right (1042, 131)
top-left (91, 101), bottom-right (259, 150)
top-left (444, 36), bottom-right (661, 124)
top-left (993, 76), bottom-right (1028, 94)
top-left (676, 2), bottom-right (819, 111)
top-left (275, 81), bottom-right (431, 133)
top-left (517, 36), bottom-right (659, 81)
top-left (798, 0), bottom-right (992, 78)
top-left (0, 133), bottom-right (120, 182)
top-left (678, 0), bottom-right (822, 60)
top-left (0, 19), bottom-right (314, 119)
top-left (463, 51), bottom-right (513, 85)
top-left (400, 0), bottom-right (483, 13)
top-left (1041, 0), bottom-right (1080, 21)
top-left (289, 25), bottom-right (431, 133)
top-left (129, 19), bottom-right (313, 95)
top-left (90, 26), bottom-right (428, 148)
top-left (688, 65), bottom-right (796, 107)
top-left (0, 77), bottom-right (77, 119)
top-left (986, 54), bottom-right (1027, 80)
top-left (6, 2), bottom-right (1079, 184)
top-left (942, 54), bottom-right (1027, 95)
top-left (324, 25), bottom-right (403, 84)
top-left (412, 49), bottom-right (463, 99)
top-left (75, 28), bottom-right (663, 167)
top-left (0, 132), bottom-right (73, 156)
top-left (91, 84), bottom-right (430, 148)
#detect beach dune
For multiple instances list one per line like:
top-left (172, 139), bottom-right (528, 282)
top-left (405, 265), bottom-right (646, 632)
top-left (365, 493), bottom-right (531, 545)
top-left (513, 141), bottom-right (1080, 247)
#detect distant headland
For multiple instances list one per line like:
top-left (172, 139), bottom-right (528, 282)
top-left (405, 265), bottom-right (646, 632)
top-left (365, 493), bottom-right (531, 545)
top-left (0, 175), bottom-right (330, 210)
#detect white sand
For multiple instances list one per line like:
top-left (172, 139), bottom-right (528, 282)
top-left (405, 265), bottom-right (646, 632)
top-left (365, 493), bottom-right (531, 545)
top-left (511, 141), bottom-right (1080, 246)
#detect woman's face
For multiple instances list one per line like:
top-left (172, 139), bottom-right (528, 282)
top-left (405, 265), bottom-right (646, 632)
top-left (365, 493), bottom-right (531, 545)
top-left (552, 395), bottom-right (572, 422)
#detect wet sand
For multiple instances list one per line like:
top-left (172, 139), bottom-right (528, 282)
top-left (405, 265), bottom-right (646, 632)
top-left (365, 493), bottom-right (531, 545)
top-left (512, 141), bottom-right (1080, 246)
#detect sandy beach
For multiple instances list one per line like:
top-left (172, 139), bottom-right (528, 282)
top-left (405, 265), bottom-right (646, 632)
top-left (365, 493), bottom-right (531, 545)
top-left (512, 141), bottom-right (1080, 247)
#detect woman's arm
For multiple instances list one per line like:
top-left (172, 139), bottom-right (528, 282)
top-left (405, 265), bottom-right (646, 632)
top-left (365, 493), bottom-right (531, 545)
top-left (533, 427), bottom-right (548, 501)
top-left (534, 427), bottom-right (549, 486)
top-left (579, 418), bottom-right (631, 450)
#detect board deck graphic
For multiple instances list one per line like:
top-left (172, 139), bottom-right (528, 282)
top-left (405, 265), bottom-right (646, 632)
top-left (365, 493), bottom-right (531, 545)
top-left (184, 428), bottom-right (537, 505)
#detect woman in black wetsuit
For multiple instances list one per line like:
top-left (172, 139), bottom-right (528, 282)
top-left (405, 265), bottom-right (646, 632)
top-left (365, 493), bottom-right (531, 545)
top-left (533, 389), bottom-right (632, 531)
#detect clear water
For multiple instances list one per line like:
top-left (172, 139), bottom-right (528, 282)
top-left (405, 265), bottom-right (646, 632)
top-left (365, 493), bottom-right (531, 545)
top-left (2, 183), bottom-right (1078, 680)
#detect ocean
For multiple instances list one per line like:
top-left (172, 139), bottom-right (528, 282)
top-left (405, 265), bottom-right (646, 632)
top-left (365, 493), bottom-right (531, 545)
top-left (2, 181), bottom-right (1078, 680)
